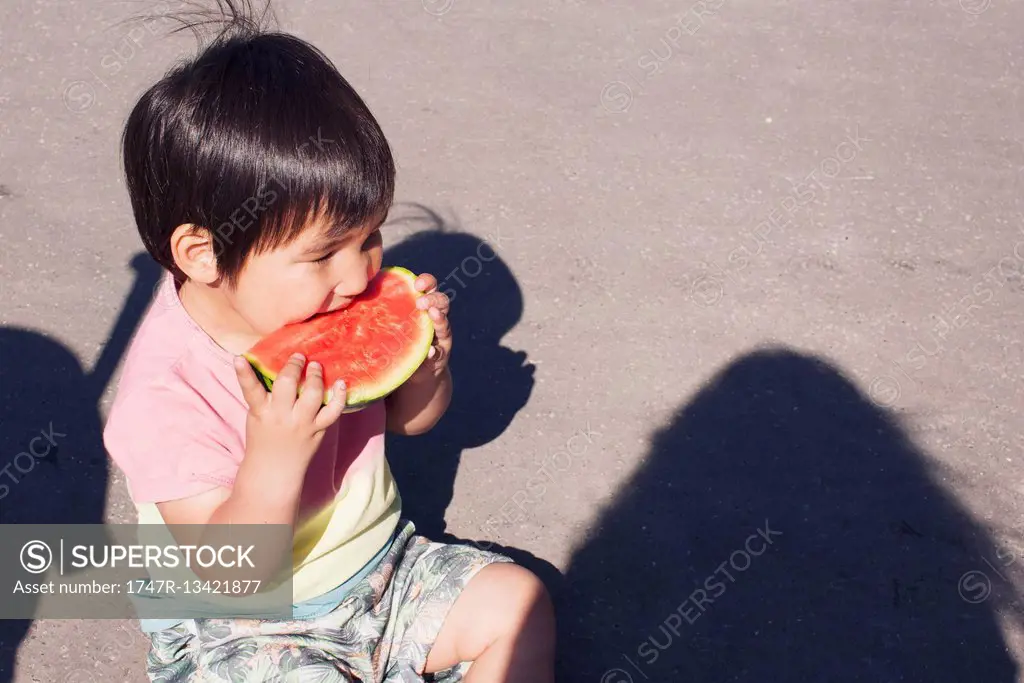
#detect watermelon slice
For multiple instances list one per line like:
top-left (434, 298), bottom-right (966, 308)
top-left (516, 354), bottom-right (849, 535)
top-left (243, 266), bottom-right (434, 412)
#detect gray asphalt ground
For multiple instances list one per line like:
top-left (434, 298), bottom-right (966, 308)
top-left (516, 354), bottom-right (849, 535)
top-left (2, 0), bottom-right (1024, 681)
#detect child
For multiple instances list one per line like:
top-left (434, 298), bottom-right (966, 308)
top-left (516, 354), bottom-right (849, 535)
top-left (101, 2), bottom-right (556, 680)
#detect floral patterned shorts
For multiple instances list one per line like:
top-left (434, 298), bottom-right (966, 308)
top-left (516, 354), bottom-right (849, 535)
top-left (145, 520), bottom-right (512, 682)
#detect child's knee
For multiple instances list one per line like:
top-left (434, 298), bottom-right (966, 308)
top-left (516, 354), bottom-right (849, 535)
top-left (498, 564), bottom-right (557, 665)
top-left (488, 563), bottom-right (556, 634)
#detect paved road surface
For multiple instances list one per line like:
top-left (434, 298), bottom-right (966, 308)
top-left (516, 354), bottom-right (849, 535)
top-left (2, 0), bottom-right (1023, 681)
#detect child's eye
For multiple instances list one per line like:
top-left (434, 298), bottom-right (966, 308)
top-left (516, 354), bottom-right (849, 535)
top-left (313, 251), bottom-right (335, 264)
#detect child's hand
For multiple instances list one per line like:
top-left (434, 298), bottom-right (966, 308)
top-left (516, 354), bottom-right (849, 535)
top-left (410, 273), bottom-right (452, 381)
top-left (233, 353), bottom-right (347, 472)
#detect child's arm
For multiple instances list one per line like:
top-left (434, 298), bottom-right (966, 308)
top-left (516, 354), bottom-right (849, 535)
top-left (385, 365), bottom-right (453, 435)
top-left (156, 450), bottom-right (308, 585)
top-left (158, 354), bottom-right (347, 584)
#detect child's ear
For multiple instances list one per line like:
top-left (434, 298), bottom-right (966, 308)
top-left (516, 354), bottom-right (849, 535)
top-left (169, 223), bottom-right (220, 284)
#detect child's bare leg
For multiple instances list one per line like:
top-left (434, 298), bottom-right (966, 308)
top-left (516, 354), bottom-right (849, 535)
top-left (425, 563), bottom-right (556, 683)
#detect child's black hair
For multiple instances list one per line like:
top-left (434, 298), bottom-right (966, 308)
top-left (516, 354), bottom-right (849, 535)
top-left (121, 0), bottom-right (395, 285)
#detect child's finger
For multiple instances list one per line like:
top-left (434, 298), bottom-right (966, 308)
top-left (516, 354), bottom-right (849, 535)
top-left (315, 380), bottom-right (347, 431)
top-left (416, 291), bottom-right (449, 313)
top-left (415, 273), bottom-right (437, 293)
top-left (295, 360), bottom-right (326, 416)
top-left (233, 356), bottom-right (268, 410)
top-left (430, 308), bottom-right (451, 338)
top-left (436, 334), bottom-right (453, 355)
top-left (428, 342), bottom-right (448, 364)
top-left (271, 352), bottom-right (306, 404)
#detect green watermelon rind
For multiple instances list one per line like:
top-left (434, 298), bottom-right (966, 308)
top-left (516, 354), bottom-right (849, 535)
top-left (243, 266), bottom-right (434, 413)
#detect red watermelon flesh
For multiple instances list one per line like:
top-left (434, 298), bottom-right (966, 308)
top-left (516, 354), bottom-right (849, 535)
top-left (243, 266), bottom-right (434, 411)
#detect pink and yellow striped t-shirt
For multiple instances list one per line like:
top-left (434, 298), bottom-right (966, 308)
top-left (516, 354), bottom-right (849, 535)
top-left (102, 271), bottom-right (401, 604)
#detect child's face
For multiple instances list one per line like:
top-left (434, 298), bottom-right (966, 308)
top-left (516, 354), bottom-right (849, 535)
top-left (226, 214), bottom-right (385, 338)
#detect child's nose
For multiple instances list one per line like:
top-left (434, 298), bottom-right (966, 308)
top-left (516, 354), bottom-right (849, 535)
top-left (334, 271), bottom-right (369, 298)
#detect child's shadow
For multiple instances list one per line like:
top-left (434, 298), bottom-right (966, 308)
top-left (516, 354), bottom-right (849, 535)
top-left (0, 253), bottom-right (162, 682)
top-left (381, 205), bottom-right (560, 583)
top-left (557, 346), bottom-right (1022, 682)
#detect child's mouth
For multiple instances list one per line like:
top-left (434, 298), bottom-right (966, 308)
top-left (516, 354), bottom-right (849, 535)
top-left (329, 298), bottom-right (353, 312)
top-left (305, 299), bottom-right (352, 322)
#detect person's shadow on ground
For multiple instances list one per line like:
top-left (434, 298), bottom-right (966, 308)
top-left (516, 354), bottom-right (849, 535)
top-left (557, 346), bottom-right (1023, 683)
top-left (0, 253), bottom-right (162, 682)
top-left (381, 205), bottom-right (562, 587)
